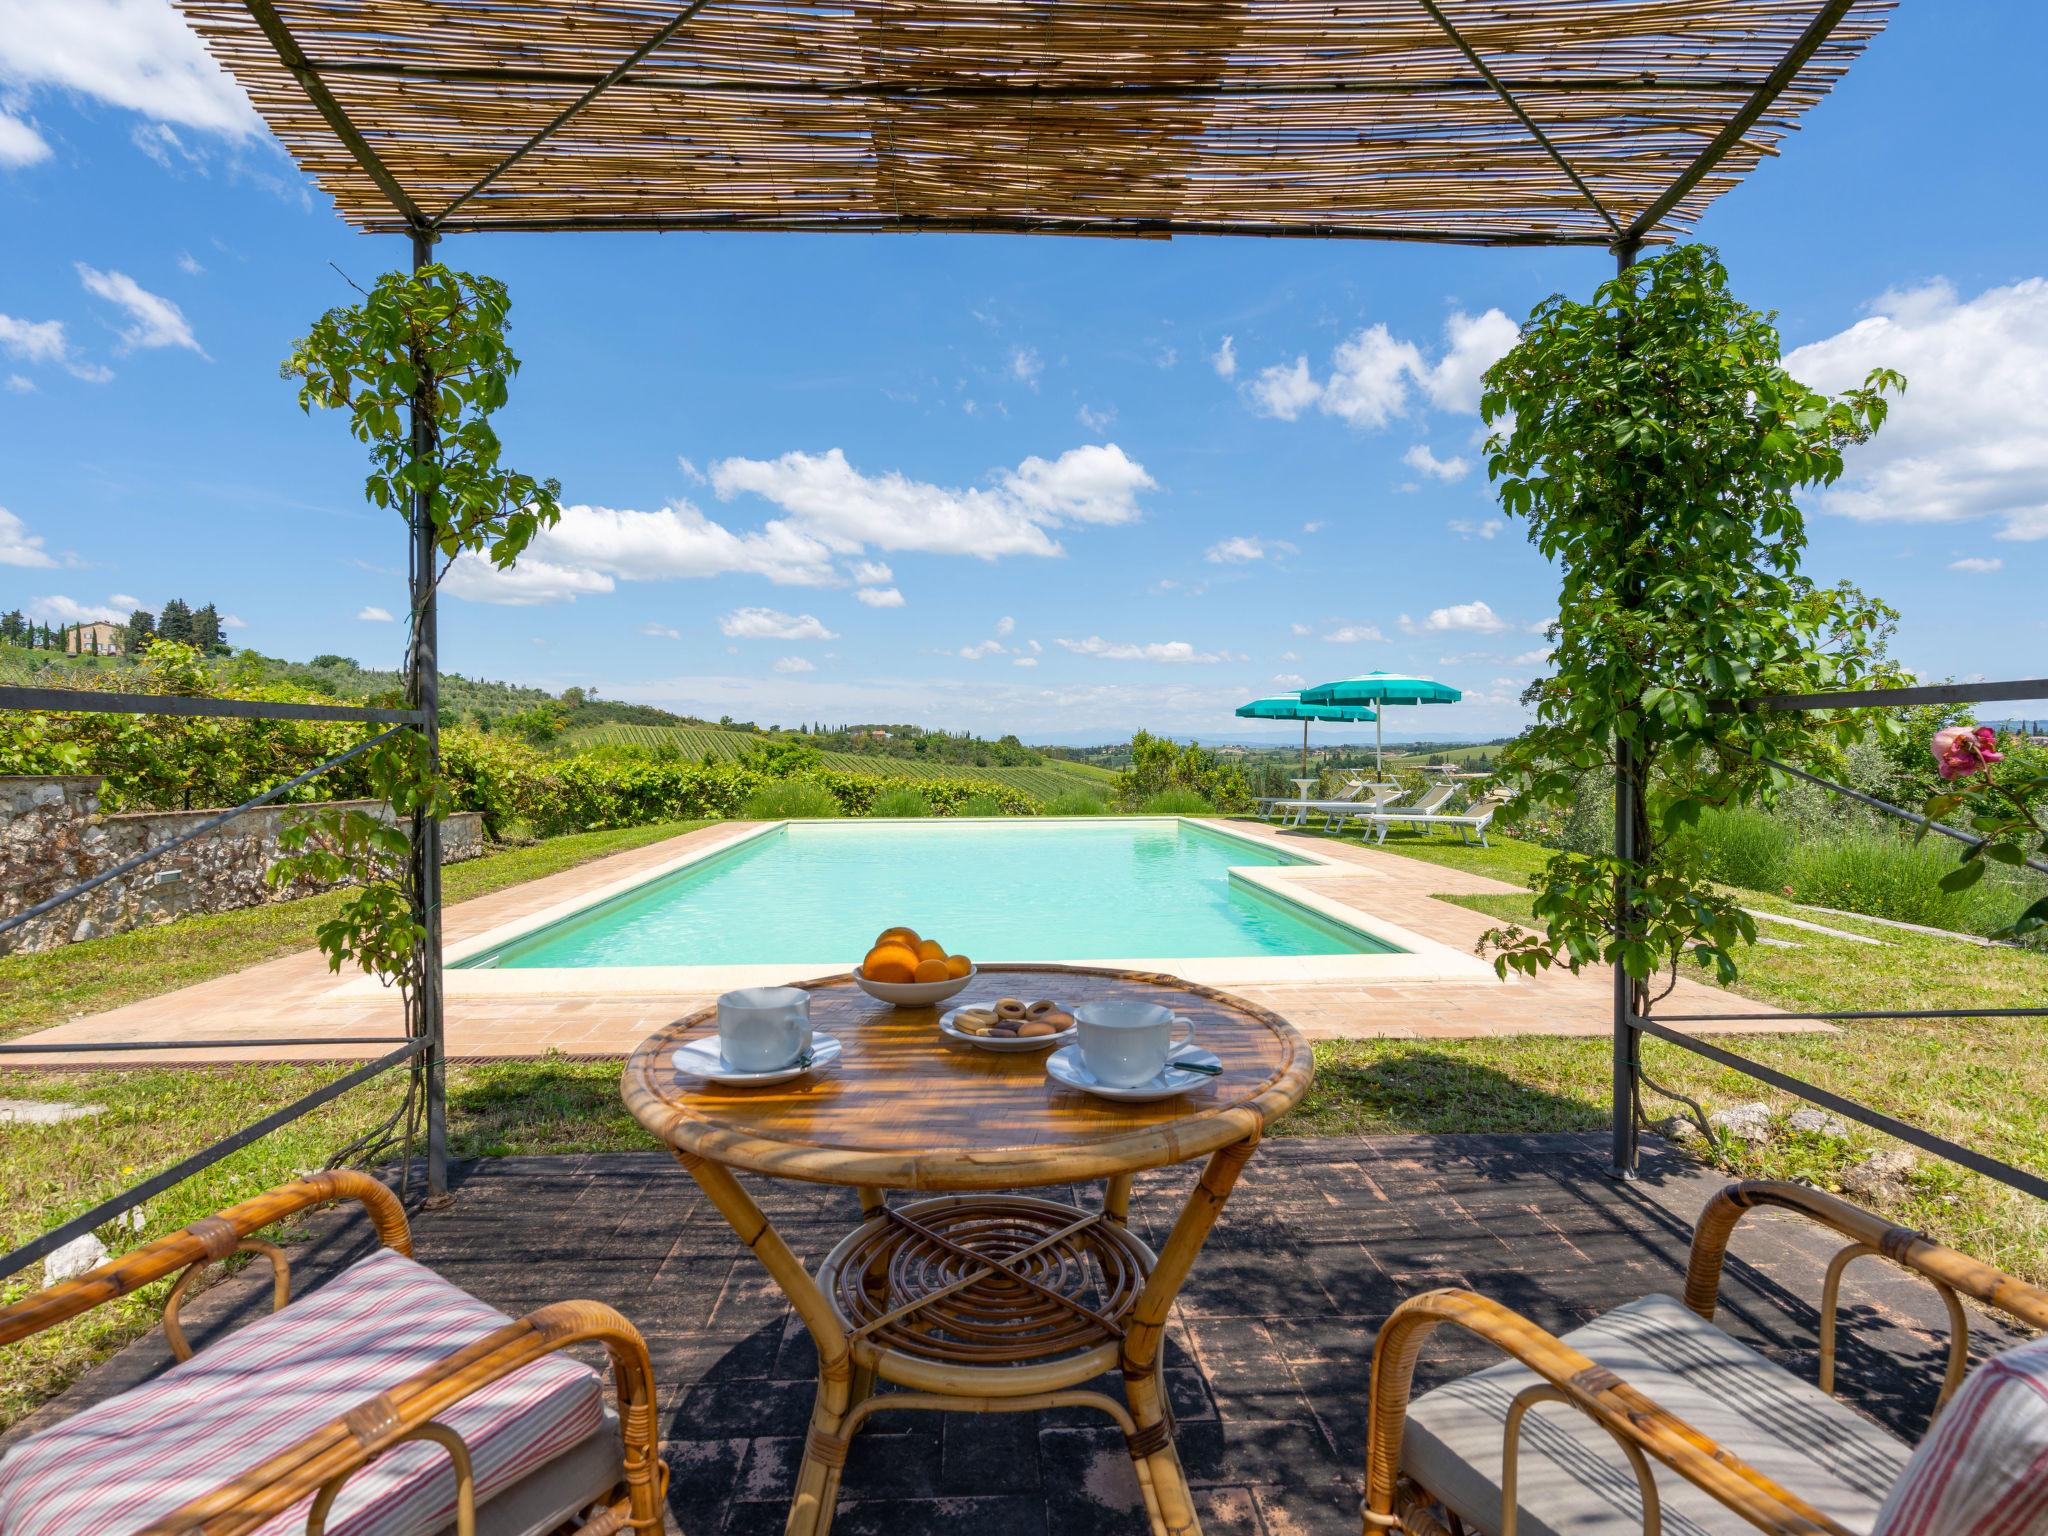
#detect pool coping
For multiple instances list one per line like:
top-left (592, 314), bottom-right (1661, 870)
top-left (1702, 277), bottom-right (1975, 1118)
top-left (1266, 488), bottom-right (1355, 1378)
top-left (338, 817), bottom-right (1501, 999)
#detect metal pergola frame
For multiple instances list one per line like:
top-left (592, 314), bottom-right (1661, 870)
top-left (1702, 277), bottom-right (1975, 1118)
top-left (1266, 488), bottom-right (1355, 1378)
top-left (2, 0), bottom-right (1938, 1283)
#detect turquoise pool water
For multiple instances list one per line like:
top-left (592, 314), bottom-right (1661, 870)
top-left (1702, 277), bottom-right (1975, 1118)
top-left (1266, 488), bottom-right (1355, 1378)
top-left (458, 819), bottom-right (1398, 968)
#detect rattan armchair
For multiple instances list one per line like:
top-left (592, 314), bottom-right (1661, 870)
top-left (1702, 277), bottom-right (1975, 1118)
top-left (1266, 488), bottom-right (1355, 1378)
top-left (1362, 1179), bottom-right (2048, 1536)
top-left (0, 1171), bottom-right (667, 1536)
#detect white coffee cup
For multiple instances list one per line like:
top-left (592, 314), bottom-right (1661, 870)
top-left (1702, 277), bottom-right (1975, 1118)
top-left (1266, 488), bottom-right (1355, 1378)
top-left (1073, 1001), bottom-right (1197, 1089)
top-left (717, 986), bottom-right (812, 1073)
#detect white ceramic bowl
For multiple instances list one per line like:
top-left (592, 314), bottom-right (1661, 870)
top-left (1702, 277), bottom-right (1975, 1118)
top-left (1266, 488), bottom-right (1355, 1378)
top-left (853, 964), bottom-right (977, 1008)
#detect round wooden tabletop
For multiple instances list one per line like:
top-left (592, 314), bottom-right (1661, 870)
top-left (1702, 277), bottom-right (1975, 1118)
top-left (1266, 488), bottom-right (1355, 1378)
top-left (622, 965), bottom-right (1314, 1191)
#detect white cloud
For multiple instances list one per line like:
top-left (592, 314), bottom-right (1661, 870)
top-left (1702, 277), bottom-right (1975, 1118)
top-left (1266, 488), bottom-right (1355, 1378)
top-left (1280, 650), bottom-right (1298, 662)
top-left (994, 615), bottom-right (1016, 637)
top-left (1403, 444), bottom-right (1470, 483)
top-left (219, 613), bottom-right (246, 630)
top-left (443, 554), bottom-right (615, 605)
top-left (1272, 672), bottom-right (1307, 689)
top-left (639, 622), bottom-right (682, 638)
top-left (676, 455), bottom-right (708, 485)
top-left (1205, 536), bottom-right (1266, 565)
top-left (1077, 403), bottom-right (1116, 433)
top-left (76, 265), bottom-right (205, 356)
top-left (1787, 278), bottom-right (2048, 542)
top-left (719, 606), bottom-right (836, 641)
top-left (1417, 309), bottom-right (1522, 413)
top-left (0, 314), bottom-right (68, 366)
top-left (1058, 637), bottom-right (1224, 664)
top-left (356, 606), bottom-right (395, 622)
top-left (0, 110), bottom-right (50, 167)
top-left (0, 507), bottom-right (56, 568)
top-left (1322, 623), bottom-right (1386, 644)
top-left (1405, 600), bottom-right (1508, 635)
top-left (1246, 356), bottom-right (1320, 421)
top-left (1301, 520), bottom-right (1326, 535)
top-left (958, 639), bottom-right (1008, 661)
top-left (28, 594), bottom-right (126, 624)
top-left (855, 586), bottom-right (905, 608)
top-left (4, 374), bottom-right (31, 394)
top-left (1009, 345), bottom-right (1042, 388)
top-left (1447, 517), bottom-right (1504, 540)
top-left (0, 2), bottom-right (260, 137)
top-left (1949, 556), bottom-right (2004, 573)
top-left (1212, 336), bottom-right (1237, 378)
top-left (712, 442), bottom-right (1153, 560)
top-left (176, 251), bottom-right (204, 276)
top-left (1013, 655), bottom-right (1038, 668)
top-left (1247, 309), bottom-right (1518, 430)
top-left (1028, 639), bottom-right (1042, 654)
top-left (1322, 326), bottom-right (1424, 428)
top-left (773, 655), bottom-right (816, 674)
top-left (848, 559), bottom-right (893, 585)
top-left (1512, 647), bottom-right (1555, 665)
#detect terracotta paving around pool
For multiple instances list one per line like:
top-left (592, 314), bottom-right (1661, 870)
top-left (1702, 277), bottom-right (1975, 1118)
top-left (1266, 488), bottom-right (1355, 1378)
top-left (4, 818), bottom-right (1799, 1066)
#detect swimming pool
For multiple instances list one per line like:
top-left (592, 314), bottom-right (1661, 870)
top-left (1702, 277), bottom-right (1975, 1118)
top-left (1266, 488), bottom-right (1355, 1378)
top-left (455, 819), bottom-right (1402, 969)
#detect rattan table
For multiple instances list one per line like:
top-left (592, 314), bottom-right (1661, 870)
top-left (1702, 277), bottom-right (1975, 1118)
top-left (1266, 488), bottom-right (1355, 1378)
top-left (622, 964), bottom-right (1314, 1536)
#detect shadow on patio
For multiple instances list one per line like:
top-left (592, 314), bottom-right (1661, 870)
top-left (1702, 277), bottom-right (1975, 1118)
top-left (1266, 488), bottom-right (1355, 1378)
top-left (10, 1133), bottom-right (1983, 1536)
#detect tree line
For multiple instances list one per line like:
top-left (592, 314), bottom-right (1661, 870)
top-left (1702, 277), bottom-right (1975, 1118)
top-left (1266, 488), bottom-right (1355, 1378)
top-left (0, 599), bottom-right (234, 656)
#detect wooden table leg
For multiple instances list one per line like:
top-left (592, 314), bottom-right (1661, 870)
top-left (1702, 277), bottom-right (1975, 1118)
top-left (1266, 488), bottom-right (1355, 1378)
top-left (1104, 1171), bottom-right (1135, 1225)
top-left (1119, 1135), bottom-right (1262, 1536)
top-left (672, 1150), bottom-right (855, 1536)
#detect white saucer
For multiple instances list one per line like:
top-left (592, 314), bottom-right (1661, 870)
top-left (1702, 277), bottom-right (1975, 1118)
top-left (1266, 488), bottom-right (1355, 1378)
top-left (938, 1006), bottom-right (1078, 1053)
top-left (1044, 1043), bottom-right (1223, 1102)
top-left (673, 1032), bottom-right (842, 1086)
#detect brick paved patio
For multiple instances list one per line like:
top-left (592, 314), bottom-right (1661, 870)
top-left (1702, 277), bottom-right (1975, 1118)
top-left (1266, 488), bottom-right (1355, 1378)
top-left (15, 1134), bottom-right (1978, 1535)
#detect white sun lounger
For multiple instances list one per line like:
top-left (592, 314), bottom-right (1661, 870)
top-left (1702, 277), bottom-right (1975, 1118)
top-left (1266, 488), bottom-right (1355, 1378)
top-left (1360, 788), bottom-right (1513, 846)
top-left (1328, 780), bottom-right (1454, 834)
top-left (1272, 783), bottom-right (1406, 828)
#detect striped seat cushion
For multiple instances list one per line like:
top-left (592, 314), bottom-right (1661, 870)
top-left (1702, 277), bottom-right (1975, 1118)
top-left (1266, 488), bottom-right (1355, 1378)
top-left (0, 1247), bottom-right (606, 1536)
top-left (1873, 1335), bottom-right (2048, 1535)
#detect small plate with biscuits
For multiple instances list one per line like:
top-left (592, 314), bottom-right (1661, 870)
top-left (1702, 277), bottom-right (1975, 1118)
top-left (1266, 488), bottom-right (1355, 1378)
top-left (939, 997), bottom-right (1078, 1053)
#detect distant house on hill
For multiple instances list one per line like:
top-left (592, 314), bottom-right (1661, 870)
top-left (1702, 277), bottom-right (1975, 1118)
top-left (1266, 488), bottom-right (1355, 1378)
top-left (63, 620), bottom-right (126, 656)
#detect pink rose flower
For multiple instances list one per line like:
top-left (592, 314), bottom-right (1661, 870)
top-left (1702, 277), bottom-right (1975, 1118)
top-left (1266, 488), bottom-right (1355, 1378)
top-left (1932, 725), bottom-right (2005, 781)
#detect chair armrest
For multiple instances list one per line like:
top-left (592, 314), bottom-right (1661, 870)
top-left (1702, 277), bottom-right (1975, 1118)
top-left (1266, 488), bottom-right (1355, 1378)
top-left (1684, 1180), bottom-right (2048, 1331)
top-left (143, 1298), bottom-right (667, 1536)
top-left (1365, 1287), bottom-right (1851, 1536)
top-left (0, 1171), bottom-right (410, 1348)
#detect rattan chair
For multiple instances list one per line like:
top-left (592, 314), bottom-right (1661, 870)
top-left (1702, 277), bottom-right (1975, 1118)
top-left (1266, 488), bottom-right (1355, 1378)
top-left (1362, 1179), bottom-right (2048, 1536)
top-left (0, 1171), bottom-right (667, 1536)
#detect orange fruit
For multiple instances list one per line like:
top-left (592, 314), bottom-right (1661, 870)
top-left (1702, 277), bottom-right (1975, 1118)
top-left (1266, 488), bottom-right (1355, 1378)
top-left (863, 943), bottom-right (919, 983)
top-left (913, 957), bottom-right (952, 983)
top-left (915, 939), bottom-right (946, 963)
top-left (876, 926), bottom-right (921, 949)
top-left (944, 954), bottom-right (972, 979)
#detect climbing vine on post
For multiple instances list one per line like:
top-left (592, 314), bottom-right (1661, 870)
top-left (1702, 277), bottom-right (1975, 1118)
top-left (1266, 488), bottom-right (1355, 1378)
top-left (272, 264), bottom-right (560, 981)
top-left (1479, 245), bottom-right (1905, 1001)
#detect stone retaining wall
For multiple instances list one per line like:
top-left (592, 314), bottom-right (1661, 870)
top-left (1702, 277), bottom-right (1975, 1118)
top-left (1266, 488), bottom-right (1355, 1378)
top-left (0, 775), bottom-right (482, 955)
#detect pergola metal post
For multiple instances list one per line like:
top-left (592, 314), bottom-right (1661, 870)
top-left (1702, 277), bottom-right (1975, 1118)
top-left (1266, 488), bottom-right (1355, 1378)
top-left (1609, 234), bottom-right (1644, 1181)
top-left (408, 225), bottom-right (449, 1204)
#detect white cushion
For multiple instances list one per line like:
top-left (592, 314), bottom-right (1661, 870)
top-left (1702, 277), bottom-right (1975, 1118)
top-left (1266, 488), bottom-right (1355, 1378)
top-left (0, 1247), bottom-right (607, 1536)
top-left (1873, 1334), bottom-right (2048, 1535)
top-left (1402, 1292), bottom-right (1911, 1536)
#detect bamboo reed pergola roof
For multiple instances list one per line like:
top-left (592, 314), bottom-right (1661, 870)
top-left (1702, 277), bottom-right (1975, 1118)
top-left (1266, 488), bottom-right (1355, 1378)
top-left (180, 0), bottom-right (1891, 248)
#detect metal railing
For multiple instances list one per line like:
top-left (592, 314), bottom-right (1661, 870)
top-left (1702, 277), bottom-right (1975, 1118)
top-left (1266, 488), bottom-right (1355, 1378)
top-left (0, 686), bottom-right (446, 1286)
top-left (1612, 676), bottom-right (2048, 1203)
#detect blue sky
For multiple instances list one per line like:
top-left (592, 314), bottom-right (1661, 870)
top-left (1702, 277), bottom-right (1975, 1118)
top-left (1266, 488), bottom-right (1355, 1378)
top-left (1, 2), bottom-right (2043, 743)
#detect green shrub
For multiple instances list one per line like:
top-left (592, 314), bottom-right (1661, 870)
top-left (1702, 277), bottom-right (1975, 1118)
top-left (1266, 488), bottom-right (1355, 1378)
top-left (869, 785), bottom-right (932, 817)
top-left (740, 779), bottom-right (841, 820)
top-left (1141, 787), bottom-right (1213, 815)
top-left (1676, 807), bottom-right (1796, 893)
top-left (1045, 789), bottom-right (1109, 815)
top-left (1114, 729), bottom-right (1252, 812)
top-left (953, 793), bottom-right (1008, 818)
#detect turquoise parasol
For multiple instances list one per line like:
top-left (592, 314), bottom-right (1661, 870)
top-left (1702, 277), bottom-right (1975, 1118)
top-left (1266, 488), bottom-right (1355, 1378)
top-left (1235, 694), bottom-right (1378, 778)
top-left (1298, 671), bottom-right (1462, 776)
